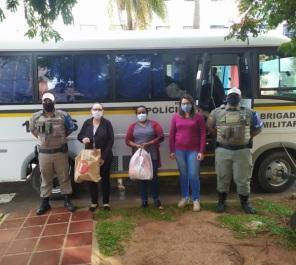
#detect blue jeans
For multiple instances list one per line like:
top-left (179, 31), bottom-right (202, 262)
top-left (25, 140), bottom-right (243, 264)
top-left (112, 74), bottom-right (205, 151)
top-left (175, 150), bottom-right (200, 201)
top-left (139, 160), bottom-right (159, 203)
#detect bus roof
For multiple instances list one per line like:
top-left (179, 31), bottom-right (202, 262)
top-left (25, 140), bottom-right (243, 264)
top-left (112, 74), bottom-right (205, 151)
top-left (0, 31), bottom-right (290, 51)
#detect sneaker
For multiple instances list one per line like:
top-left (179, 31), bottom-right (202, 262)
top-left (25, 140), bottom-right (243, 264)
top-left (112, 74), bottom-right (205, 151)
top-left (89, 204), bottom-right (98, 212)
top-left (193, 200), bottom-right (201, 212)
top-left (103, 204), bottom-right (111, 211)
top-left (118, 184), bottom-right (126, 191)
top-left (178, 198), bottom-right (190, 208)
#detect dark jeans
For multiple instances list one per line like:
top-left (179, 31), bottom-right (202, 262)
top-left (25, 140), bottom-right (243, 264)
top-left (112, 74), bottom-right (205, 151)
top-left (139, 160), bottom-right (159, 203)
top-left (87, 158), bottom-right (111, 205)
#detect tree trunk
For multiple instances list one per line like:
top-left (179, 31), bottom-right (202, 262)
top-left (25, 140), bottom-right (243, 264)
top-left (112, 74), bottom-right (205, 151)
top-left (193, 0), bottom-right (200, 29)
top-left (126, 5), bottom-right (133, 30)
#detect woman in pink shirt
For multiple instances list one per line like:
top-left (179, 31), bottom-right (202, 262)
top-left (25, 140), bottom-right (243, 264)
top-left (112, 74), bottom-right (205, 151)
top-left (169, 94), bottom-right (206, 211)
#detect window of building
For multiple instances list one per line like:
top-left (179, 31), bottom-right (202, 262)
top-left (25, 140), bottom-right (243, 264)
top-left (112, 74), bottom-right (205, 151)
top-left (79, 24), bottom-right (97, 32)
top-left (0, 55), bottom-right (33, 103)
top-left (259, 54), bottom-right (296, 98)
top-left (156, 26), bottom-right (170, 30)
top-left (109, 25), bottom-right (128, 30)
top-left (183, 26), bottom-right (194, 29)
top-left (210, 25), bottom-right (228, 29)
top-left (283, 23), bottom-right (296, 38)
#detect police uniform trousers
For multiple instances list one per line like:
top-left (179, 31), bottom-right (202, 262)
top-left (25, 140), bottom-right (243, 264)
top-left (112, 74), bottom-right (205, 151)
top-left (215, 147), bottom-right (252, 196)
top-left (39, 152), bottom-right (72, 197)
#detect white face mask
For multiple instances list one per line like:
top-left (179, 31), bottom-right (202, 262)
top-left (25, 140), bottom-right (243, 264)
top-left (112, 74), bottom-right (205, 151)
top-left (137, 113), bottom-right (147, 122)
top-left (92, 110), bottom-right (103, 120)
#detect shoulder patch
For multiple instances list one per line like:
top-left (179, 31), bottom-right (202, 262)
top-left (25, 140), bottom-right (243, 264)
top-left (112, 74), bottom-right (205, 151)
top-left (55, 109), bottom-right (67, 116)
top-left (32, 110), bottom-right (43, 119)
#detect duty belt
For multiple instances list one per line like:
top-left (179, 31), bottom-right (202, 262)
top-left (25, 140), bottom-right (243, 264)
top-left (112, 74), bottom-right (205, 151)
top-left (216, 143), bottom-right (250, 150)
top-left (39, 144), bottom-right (68, 154)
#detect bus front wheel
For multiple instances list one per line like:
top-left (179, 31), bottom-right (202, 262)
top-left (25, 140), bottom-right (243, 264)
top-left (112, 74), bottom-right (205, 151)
top-left (256, 151), bottom-right (296, 193)
top-left (30, 158), bottom-right (76, 199)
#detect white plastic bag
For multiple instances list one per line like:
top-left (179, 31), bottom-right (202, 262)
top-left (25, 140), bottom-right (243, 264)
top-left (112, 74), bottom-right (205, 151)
top-left (128, 148), bottom-right (153, 180)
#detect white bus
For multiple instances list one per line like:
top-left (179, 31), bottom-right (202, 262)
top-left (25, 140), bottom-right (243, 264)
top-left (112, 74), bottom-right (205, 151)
top-left (0, 31), bottom-right (295, 195)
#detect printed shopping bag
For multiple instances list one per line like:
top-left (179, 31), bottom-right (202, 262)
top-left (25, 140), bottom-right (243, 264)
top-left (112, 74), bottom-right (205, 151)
top-left (74, 149), bottom-right (101, 183)
top-left (129, 148), bottom-right (153, 180)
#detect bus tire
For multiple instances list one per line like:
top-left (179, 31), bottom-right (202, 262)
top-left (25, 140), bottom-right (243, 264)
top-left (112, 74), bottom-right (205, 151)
top-left (256, 151), bottom-right (296, 193)
top-left (30, 158), bottom-right (76, 199)
top-left (30, 165), bottom-right (41, 195)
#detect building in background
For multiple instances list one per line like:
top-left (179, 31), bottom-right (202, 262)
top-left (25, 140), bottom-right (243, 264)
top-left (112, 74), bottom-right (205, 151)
top-left (0, 0), bottom-right (286, 38)
top-left (69, 0), bottom-right (240, 32)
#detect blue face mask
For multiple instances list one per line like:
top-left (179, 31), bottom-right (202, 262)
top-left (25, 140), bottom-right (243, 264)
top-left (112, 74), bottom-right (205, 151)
top-left (181, 103), bottom-right (192, 113)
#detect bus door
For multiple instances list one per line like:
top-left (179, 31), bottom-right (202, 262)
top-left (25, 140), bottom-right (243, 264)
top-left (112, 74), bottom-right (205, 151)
top-left (198, 52), bottom-right (253, 113)
top-left (197, 52), bottom-right (253, 174)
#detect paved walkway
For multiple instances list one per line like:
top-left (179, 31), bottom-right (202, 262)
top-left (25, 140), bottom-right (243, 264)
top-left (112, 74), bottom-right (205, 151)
top-left (0, 208), bottom-right (94, 265)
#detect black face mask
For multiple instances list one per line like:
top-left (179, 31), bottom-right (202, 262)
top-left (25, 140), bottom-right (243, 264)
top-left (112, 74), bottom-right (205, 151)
top-left (43, 102), bottom-right (55, 113)
top-left (226, 94), bottom-right (240, 106)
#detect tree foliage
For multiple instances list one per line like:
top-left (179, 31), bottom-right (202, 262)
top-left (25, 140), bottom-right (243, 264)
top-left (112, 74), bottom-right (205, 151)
top-left (113, 0), bottom-right (166, 30)
top-left (228, 0), bottom-right (296, 55)
top-left (0, 0), bottom-right (77, 42)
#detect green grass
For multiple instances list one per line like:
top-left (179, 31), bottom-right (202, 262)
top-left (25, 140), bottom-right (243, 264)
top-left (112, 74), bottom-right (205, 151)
top-left (95, 218), bottom-right (135, 256)
top-left (217, 198), bottom-right (296, 249)
top-left (254, 198), bottom-right (294, 217)
top-left (218, 214), bottom-right (275, 236)
top-left (94, 205), bottom-right (184, 256)
top-left (94, 198), bottom-right (296, 256)
top-left (200, 201), bottom-right (218, 212)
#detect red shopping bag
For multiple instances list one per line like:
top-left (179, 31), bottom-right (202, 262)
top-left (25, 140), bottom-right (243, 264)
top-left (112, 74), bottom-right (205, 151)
top-left (74, 149), bottom-right (101, 183)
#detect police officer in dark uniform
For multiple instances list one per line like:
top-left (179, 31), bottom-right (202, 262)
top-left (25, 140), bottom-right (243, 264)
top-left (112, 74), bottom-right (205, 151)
top-left (30, 93), bottom-right (76, 215)
top-left (207, 87), bottom-right (263, 214)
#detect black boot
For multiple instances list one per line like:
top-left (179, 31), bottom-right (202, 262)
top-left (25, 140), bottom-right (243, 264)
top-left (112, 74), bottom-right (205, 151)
top-left (64, 195), bottom-right (76, 212)
top-left (217, 192), bottom-right (227, 213)
top-left (239, 194), bottom-right (256, 214)
top-left (36, 197), bottom-right (51, 215)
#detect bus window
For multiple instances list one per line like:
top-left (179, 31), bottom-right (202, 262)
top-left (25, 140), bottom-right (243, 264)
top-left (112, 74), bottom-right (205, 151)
top-left (115, 54), bottom-right (151, 100)
top-left (37, 55), bottom-right (75, 102)
top-left (0, 55), bottom-right (33, 103)
top-left (214, 65), bottom-right (239, 91)
top-left (74, 54), bottom-right (111, 101)
top-left (37, 54), bottom-right (111, 102)
top-left (259, 54), bottom-right (296, 98)
top-left (151, 53), bottom-right (187, 99)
